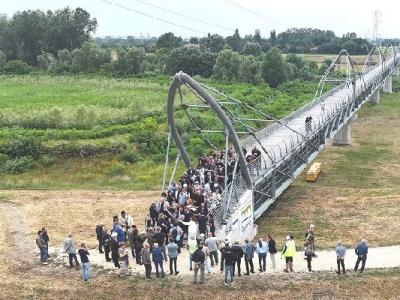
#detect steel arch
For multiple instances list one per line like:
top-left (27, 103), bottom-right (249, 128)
top-left (167, 71), bottom-right (252, 188)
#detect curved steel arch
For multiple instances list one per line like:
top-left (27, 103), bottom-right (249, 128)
top-left (314, 49), bottom-right (357, 100)
top-left (362, 46), bottom-right (385, 74)
top-left (167, 71), bottom-right (252, 188)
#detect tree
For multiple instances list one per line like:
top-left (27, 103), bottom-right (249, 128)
top-left (199, 34), bottom-right (226, 53)
top-left (239, 55), bottom-right (261, 84)
top-left (226, 29), bottom-right (243, 52)
top-left (189, 37), bottom-right (199, 44)
top-left (37, 53), bottom-right (57, 71)
top-left (10, 10), bottom-right (48, 65)
top-left (213, 49), bottom-right (241, 81)
top-left (0, 50), bottom-right (6, 73)
top-left (269, 30), bottom-right (277, 46)
top-left (242, 42), bottom-right (262, 56)
top-left (165, 46), bottom-right (216, 77)
top-left (286, 54), bottom-right (316, 81)
top-left (45, 7), bottom-right (97, 55)
top-left (261, 47), bottom-right (290, 87)
top-left (70, 42), bottom-right (110, 73)
top-left (254, 29), bottom-right (262, 44)
top-left (111, 47), bottom-right (146, 75)
top-left (156, 32), bottom-right (183, 50)
top-left (0, 15), bottom-right (20, 60)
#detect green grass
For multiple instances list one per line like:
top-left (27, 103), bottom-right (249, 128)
top-left (0, 155), bottom-right (187, 190)
top-left (0, 74), bottom-right (322, 189)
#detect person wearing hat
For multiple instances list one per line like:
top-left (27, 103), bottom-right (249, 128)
top-left (282, 235), bottom-right (296, 272)
top-left (110, 231), bottom-right (120, 268)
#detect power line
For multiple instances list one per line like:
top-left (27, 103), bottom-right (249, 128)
top-left (100, 0), bottom-right (207, 35)
top-left (133, 0), bottom-right (234, 33)
top-left (224, 0), bottom-right (290, 29)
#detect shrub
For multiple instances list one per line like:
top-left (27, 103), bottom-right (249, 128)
top-left (106, 163), bottom-right (127, 177)
top-left (4, 60), bottom-right (31, 75)
top-left (0, 136), bottom-right (43, 158)
top-left (121, 148), bottom-right (139, 164)
top-left (3, 156), bottom-right (34, 174)
top-left (40, 155), bottom-right (55, 167)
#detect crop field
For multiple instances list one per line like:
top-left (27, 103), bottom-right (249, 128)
top-left (0, 75), bottom-right (319, 190)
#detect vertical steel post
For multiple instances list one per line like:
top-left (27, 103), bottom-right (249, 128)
top-left (161, 130), bottom-right (172, 192)
top-left (224, 128), bottom-right (229, 190)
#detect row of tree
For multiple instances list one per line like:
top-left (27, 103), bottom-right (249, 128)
top-left (98, 28), bottom-right (373, 56)
top-left (0, 7), bottom-right (369, 87)
top-left (0, 8), bottom-right (97, 65)
top-left (0, 41), bottom-right (322, 87)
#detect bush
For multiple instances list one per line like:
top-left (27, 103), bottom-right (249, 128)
top-left (121, 148), bottom-right (138, 164)
top-left (4, 60), bottom-right (31, 75)
top-left (40, 155), bottom-right (55, 167)
top-left (3, 156), bottom-right (34, 174)
top-left (106, 163), bottom-right (127, 177)
top-left (0, 136), bottom-right (42, 158)
top-left (0, 50), bottom-right (6, 73)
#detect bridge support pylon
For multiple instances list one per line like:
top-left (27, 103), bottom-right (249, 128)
top-left (370, 89), bottom-right (380, 104)
top-left (383, 76), bottom-right (393, 94)
top-left (332, 114), bottom-right (357, 146)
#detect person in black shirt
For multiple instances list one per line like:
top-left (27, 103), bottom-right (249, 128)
top-left (95, 224), bottom-right (104, 253)
top-left (154, 227), bottom-right (168, 261)
top-left (78, 243), bottom-right (90, 282)
top-left (197, 213), bottom-right (208, 236)
top-left (267, 235), bottom-right (277, 272)
top-left (192, 244), bottom-right (206, 284)
top-left (223, 245), bottom-right (237, 286)
top-left (102, 228), bottom-right (111, 262)
top-left (110, 232), bottom-right (120, 268)
top-left (231, 241), bottom-right (244, 277)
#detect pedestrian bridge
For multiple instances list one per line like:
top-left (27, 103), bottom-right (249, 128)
top-left (166, 46), bottom-right (400, 241)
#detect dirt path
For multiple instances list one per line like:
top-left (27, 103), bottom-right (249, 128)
top-left (0, 203), bottom-right (36, 264)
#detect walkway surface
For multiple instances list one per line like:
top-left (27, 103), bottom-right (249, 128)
top-left (251, 56), bottom-right (396, 169)
top-left (51, 243), bottom-right (400, 276)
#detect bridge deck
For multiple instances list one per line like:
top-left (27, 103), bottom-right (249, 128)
top-left (247, 56), bottom-right (394, 172)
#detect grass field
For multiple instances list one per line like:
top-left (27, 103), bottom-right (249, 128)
top-left (0, 75), bottom-right (318, 190)
top-left (300, 53), bottom-right (367, 66)
top-left (257, 83), bottom-right (400, 250)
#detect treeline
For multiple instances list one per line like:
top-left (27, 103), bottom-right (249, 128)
top-left (0, 8), bottom-right (372, 87)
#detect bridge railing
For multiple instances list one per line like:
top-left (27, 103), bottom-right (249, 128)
top-left (217, 53), bottom-right (400, 234)
top-left (210, 156), bottom-right (269, 231)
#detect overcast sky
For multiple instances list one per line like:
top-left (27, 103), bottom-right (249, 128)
top-left (1, 0), bottom-right (399, 39)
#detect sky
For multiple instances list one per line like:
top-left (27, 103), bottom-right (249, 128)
top-left (1, 0), bottom-right (399, 39)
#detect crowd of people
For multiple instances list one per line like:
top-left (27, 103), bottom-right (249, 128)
top-left (34, 147), bottom-right (370, 283)
top-left (36, 214), bottom-right (370, 284)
